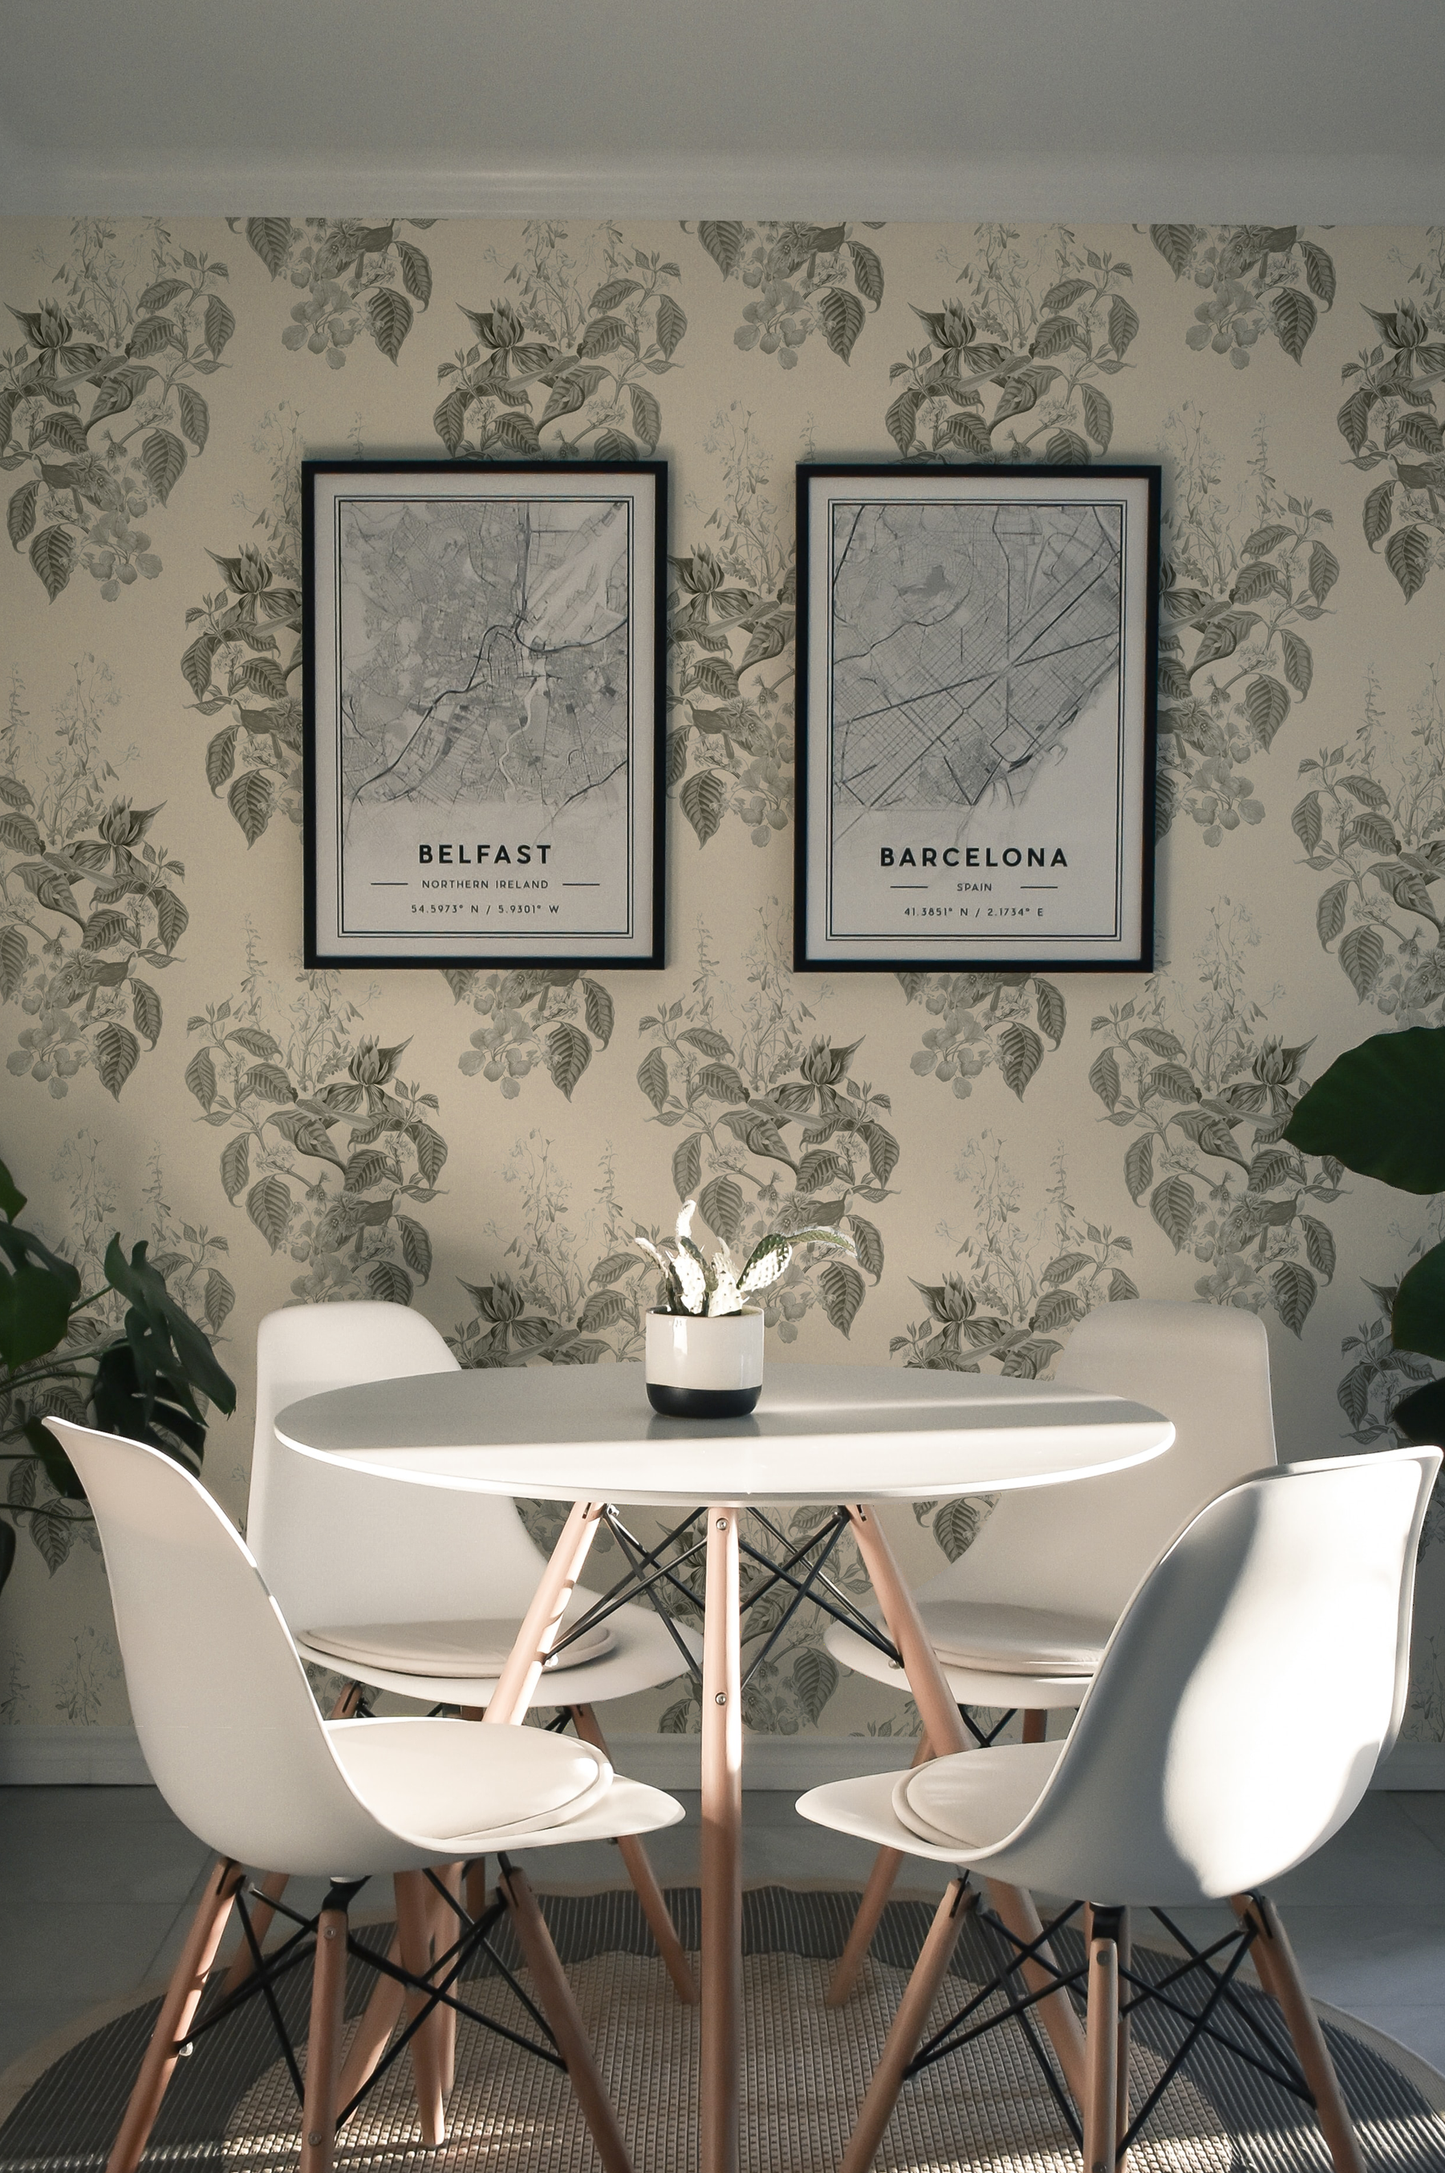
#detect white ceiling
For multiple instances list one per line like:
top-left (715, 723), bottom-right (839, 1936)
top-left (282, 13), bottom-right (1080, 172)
top-left (3, 0), bottom-right (1443, 221)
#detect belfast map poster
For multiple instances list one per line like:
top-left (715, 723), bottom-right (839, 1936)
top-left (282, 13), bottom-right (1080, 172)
top-left (304, 462), bottom-right (665, 967)
top-left (795, 465), bottom-right (1158, 971)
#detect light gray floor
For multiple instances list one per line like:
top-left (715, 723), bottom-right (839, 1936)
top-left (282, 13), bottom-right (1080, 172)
top-left (3, 1785), bottom-right (1445, 2086)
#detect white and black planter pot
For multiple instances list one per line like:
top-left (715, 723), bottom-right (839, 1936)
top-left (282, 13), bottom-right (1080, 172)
top-left (644, 1307), bottom-right (764, 1419)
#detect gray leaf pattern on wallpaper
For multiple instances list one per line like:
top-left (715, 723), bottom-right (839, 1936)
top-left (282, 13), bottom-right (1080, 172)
top-left (435, 224), bottom-right (685, 460)
top-left (3, 221), bottom-right (232, 602)
top-left (1, 1649), bottom-right (38, 1724)
top-left (1088, 914), bottom-right (1343, 1334)
top-left (51, 1626), bottom-right (122, 1724)
top-left (669, 410), bottom-right (794, 849)
top-left (637, 920), bottom-right (892, 1342)
top-left (1339, 1276), bottom-right (1441, 1449)
top-left (896, 1138), bottom-right (1130, 1563)
top-left (896, 1133), bottom-right (1135, 1379)
top-left (6, 212), bottom-right (1445, 1746)
top-left (1, 664), bottom-right (187, 1097)
top-left (898, 970), bottom-right (1066, 1101)
top-left (184, 948), bottom-right (448, 1306)
top-left (1298, 674), bottom-right (1445, 1018)
top-left (447, 965), bottom-right (615, 1101)
top-left (1148, 223), bottom-right (1336, 367)
top-left (689, 221), bottom-right (885, 369)
top-left (1337, 230), bottom-right (1445, 605)
top-left (449, 1132), bottom-right (655, 1370)
top-left (1159, 412), bottom-right (1339, 842)
top-left (884, 227), bottom-right (1136, 462)
top-left (180, 408), bottom-right (305, 843)
top-left (446, 915), bottom-right (900, 1372)
top-left (236, 217), bottom-right (435, 368)
top-left (897, 1250), bottom-right (1135, 1383)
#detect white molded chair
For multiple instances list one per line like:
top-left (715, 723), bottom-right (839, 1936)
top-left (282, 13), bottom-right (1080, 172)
top-left (827, 1302), bottom-right (1277, 1717)
top-left (49, 1416), bottom-right (682, 2173)
top-left (248, 1302), bottom-right (701, 1998)
top-left (822, 1302), bottom-right (1277, 1994)
top-left (800, 1445), bottom-right (1440, 2173)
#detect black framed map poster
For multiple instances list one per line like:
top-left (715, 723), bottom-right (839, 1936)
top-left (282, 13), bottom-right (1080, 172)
top-left (303, 460), bottom-right (666, 969)
top-left (795, 463), bottom-right (1159, 973)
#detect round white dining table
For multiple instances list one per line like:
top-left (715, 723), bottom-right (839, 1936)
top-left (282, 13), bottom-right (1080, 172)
top-left (275, 1358), bottom-right (1173, 2173)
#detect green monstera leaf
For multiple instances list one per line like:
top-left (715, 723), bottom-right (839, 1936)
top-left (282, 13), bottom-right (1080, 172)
top-left (1284, 1025), bottom-right (1445, 1194)
top-left (0, 1151), bottom-right (237, 1595)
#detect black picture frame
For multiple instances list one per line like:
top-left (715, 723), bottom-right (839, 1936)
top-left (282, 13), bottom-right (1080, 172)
top-left (795, 462), bottom-right (1160, 974)
top-left (303, 458), bottom-right (667, 969)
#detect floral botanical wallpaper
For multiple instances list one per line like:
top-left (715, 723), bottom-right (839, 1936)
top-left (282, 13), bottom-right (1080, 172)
top-left (3, 215), bottom-right (1444, 1750)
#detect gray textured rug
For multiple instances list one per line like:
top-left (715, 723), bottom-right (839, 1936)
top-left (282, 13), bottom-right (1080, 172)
top-left (2, 1886), bottom-right (1442, 2171)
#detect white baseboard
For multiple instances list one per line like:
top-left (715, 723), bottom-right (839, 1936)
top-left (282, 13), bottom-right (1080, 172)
top-left (3, 1724), bottom-right (1443, 1791)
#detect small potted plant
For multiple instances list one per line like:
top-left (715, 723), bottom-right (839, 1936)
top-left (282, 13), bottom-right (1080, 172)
top-left (636, 1201), bottom-right (855, 1417)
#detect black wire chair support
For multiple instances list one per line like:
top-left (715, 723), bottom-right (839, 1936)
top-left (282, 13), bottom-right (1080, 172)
top-left (746, 1505), bottom-right (901, 1663)
top-left (958, 1705), bottom-right (1019, 1747)
top-left (905, 1890), bottom-right (1087, 2142)
top-left (178, 1862), bottom-right (567, 2137)
top-left (561, 1505), bottom-right (708, 1652)
top-left (738, 1513), bottom-right (857, 1690)
top-left (593, 1507), bottom-right (709, 1685)
top-left (894, 1879), bottom-right (1326, 2166)
top-left (1131, 1904), bottom-right (1317, 2114)
top-left (487, 1495), bottom-right (1027, 1748)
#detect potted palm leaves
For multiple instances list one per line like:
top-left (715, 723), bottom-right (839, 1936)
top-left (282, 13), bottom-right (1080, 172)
top-left (636, 1202), bottom-right (855, 1417)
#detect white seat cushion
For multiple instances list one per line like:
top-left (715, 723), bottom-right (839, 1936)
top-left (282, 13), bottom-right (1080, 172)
top-left (328, 1716), bottom-right (612, 1841)
top-left (895, 1740), bottom-right (1064, 1851)
top-left (302, 1614), bottom-right (614, 1679)
top-left (917, 1599), bottom-right (1111, 1676)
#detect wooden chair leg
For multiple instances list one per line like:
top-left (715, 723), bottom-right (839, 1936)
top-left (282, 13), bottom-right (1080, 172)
top-left (334, 1932), bottom-right (405, 2109)
top-left (485, 1501), bottom-right (606, 1728)
top-left (1116, 1908), bottom-right (1131, 2169)
top-left (1084, 1909), bottom-right (1121, 2173)
top-left (394, 1871), bottom-right (446, 2147)
top-left (1021, 1707), bottom-right (1047, 1744)
top-left (299, 1886), bottom-right (351, 2173)
top-left (332, 1864), bottom-right (477, 2116)
top-left (827, 1734), bottom-right (934, 2007)
top-left (432, 1863), bottom-right (462, 2097)
top-left (567, 1703), bottom-right (697, 2004)
top-left (844, 1506), bottom-right (1088, 2108)
top-left (1233, 1893), bottom-right (1365, 2173)
top-left (219, 1868), bottom-right (290, 1996)
top-left (839, 1878), bottom-right (975, 2173)
top-left (107, 1856), bottom-right (244, 2173)
top-left (828, 1847), bottom-right (906, 2011)
top-left (498, 1855), bottom-right (633, 2173)
top-left (1082, 1904), bottom-right (1131, 2168)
